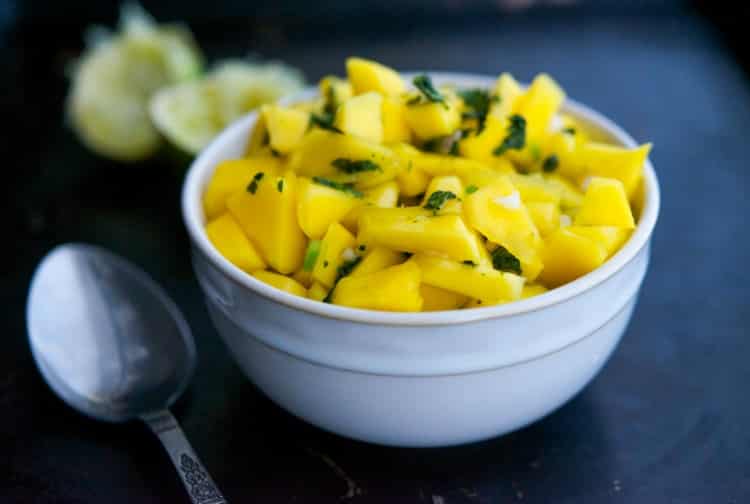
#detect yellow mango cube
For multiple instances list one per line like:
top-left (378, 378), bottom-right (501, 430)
top-left (261, 105), bottom-right (310, 154)
top-left (226, 170), bottom-right (306, 274)
top-left (297, 177), bottom-right (361, 239)
top-left (307, 281), bottom-right (330, 301)
top-left (575, 177), bottom-right (635, 228)
top-left (312, 222), bottom-right (357, 287)
top-left (332, 261), bottom-right (422, 311)
top-left (403, 89), bottom-right (461, 139)
top-left (539, 228), bottom-right (608, 287)
top-left (203, 157), bottom-right (281, 219)
top-left (577, 142), bottom-right (652, 198)
top-left (334, 92), bottom-right (383, 143)
top-left (206, 213), bottom-right (266, 273)
top-left (420, 284), bottom-right (468, 311)
top-left (421, 175), bottom-right (464, 215)
top-left (513, 73), bottom-right (566, 141)
top-left (245, 114), bottom-right (268, 155)
top-left (341, 181), bottom-right (399, 231)
top-left (319, 76), bottom-right (352, 109)
top-left (351, 246), bottom-right (403, 277)
top-left (567, 226), bottom-right (631, 258)
top-left (526, 201), bottom-right (561, 237)
top-left (381, 96), bottom-right (411, 143)
top-left (507, 173), bottom-right (562, 205)
top-left (521, 283), bottom-right (549, 299)
top-left (463, 179), bottom-right (543, 280)
top-left (252, 270), bottom-right (307, 297)
top-left (544, 173), bottom-right (585, 209)
top-left (413, 255), bottom-right (524, 304)
top-left (288, 130), bottom-right (400, 188)
top-left (346, 57), bottom-right (405, 96)
top-left (292, 268), bottom-right (313, 288)
top-left (358, 207), bottom-right (482, 264)
top-left (458, 114), bottom-right (507, 163)
top-left (491, 73), bottom-right (523, 117)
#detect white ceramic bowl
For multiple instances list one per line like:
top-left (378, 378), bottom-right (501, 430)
top-left (182, 73), bottom-right (660, 447)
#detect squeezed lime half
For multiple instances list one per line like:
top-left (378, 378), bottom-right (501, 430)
top-left (150, 60), bottom-right (306, 155)
top-left (67, 3), bottom-right (203, 161)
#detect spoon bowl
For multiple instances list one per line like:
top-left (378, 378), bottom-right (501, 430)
top-left (27, 243), bottom-right (226, 503)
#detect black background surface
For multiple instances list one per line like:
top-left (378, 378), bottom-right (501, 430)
top-left (2, 1), bottom-right (750, 502)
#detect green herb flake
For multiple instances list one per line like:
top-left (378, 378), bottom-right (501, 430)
top-left (323, 256), bottom-right (363, 303)
top-left (423, 190), bottom-right (457, 214)
top-left (270, 148), bottom-right (281, 158)
top-left (462, 260), bottom-right (477, 267)
top-left (562, 126), bottom-right (576, 135)
top-left (309, 113), bottom-right (343, 134)
top-left (449, 139), bottom-right (460, 156)
top-left (312, 176), bottom-right (364, 198)
top-left (332, 158), bottom-right (381, 174)
top-left (303, 240), bottom-right (322, 271)
top-left (247, 172), bottom-right (265, 194)
top-left (277, 179), bottom-right (284, 192)
top-left (324, 84), bottom-right (337, 116)
top-left (491, 245), bottom-right (522, 275)
top-left (493, 114), bottom-right (527, 156)
top-left (465, 185), bottom-right (479, 195)
top-left (358, 244), bottom-right (366, 252)
top-left (410, 74), bottom-right (447, 108)
top-left (323, 260), bottom-right (329, 267)
top-left (542, 154), bottom-right (559, 173)
top-left (458, 88), bottom-right (497, 135)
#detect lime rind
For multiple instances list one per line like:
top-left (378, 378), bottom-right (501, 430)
top-left (149, 59), bottom-right (306, 155)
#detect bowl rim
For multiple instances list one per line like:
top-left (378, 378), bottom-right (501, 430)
top-left (182, 72), bottom-right (660, 327)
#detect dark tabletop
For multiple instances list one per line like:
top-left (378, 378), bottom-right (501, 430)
top-left (3, 3), bottom-right (750, 503)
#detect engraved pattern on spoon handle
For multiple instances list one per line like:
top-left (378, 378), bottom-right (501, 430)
top-left (142, 409), bottom-right (228, 504)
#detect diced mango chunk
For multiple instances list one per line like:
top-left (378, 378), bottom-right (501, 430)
top-left (420, 284), bottom-right (468, 311)
top-left (319, 76), bottom-right (352, 109)
top-left (421, 175), bottom-right (464, 215)
top-left (544, 173), bottom-right (585, 209)
top-left (252, 270), bottom-right (307, 297)
top-left (203, 157), bottom-right (280, 219)
top-left (307, 281), bottom-right (330, 301)
top-left (332, 261), bottom-right (422, 311)
top-left (521, 283), bottom-right (549, 299)
top-left (312, 222), bottom-right (357, 287)
top-left (567, 225), bottom-right (631, 258)
top-left (358, 207), bottom-right (482, 264)
top-left (403, 89), bottom-right (461, 139)
top-left (491, 73), bottom-right (523, 118)
top-left (334, 92), bottom-right (383, 143)
top-left (346, 57), bottom-right (405, 96)
top-left (463, 179), bottom-right (543, 280)
top-left (227, 170), bottom-right (306, 274)
top-left (513, 73), bottom-right (566, 141)
top-left (414, 255), bottom-right (524, 304)
top-left (575, 177), bottom-right (635, 228)
top-left (297, 177), bottom-right (361, 239)
top-left (507, 172), bottom-right (562, 205)
top-left (381, 97), bottom-right (411, 143)
top-left (341, 181), bottom-right (399, 231)
top-left (288, 130), bottom-right (400, 188)
top-left (206, 213), bottom-right (266, 273)
top-left (261, 105), bottom-right (310, 154)
top-left (526, 201), bottom-right (560, 237)
top-left (391, 143), bottom-right (432, 196)
top-left (576, 142), bottom-right (652, 198)
top-left (539, 228), bottom-right (608, 287)
top-left (292, 268), bottom-right (313, 288)
top-left (350, 246), bottom-right (403, 277)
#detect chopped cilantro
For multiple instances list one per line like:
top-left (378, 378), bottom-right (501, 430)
top-left (458, 88), bottom-right (498, 135)
top-left (491, 246), bottom-right (522, 275)
top-left (277, 179), bottom-right (284, 192)
top-left (332, 158), bottom-right (381, 174)
top-left (247, 172), bottom-right (265, 194)
top-left (323, 84), bottom-right (337, 116)
top-left (562, 126), bottom-right (576, 135)
top-left (465, 185), bottom-right (478, 195)
top-left (542, 154), bottom-right (559, 173)
top-left (462, 260), bottom-right (477, 267)
top-left (303, 240), bottom-right (322, 271)
top-left (358, 244), bottom-right (367, 252)
top-left (323, 260), bottom-right (329, 267)
top-left (409, 74), bottom-right (447, 108)
top-left (270, 148), bottom-right (281, 158)
top-left (312, 176), bottom-right (363, 198)
top-left (449, 139), bottom-right (460, 156)
top-left (309, 113), bottom-right (343, 133)
top-left (493, 114), bottom-right (526, 156)
top-left (261, 131), bottom-right (270, 146)
top-left (423, 190), bottom-right (457, 214)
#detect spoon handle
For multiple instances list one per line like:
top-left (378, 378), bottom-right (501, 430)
top-left (142, 409), bottom-right (228, 504)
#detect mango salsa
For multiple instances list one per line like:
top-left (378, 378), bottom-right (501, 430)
top-left (202, 57), bottom-right (652, 311)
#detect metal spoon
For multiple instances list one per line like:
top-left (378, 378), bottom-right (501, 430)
top-left (27, 243), bottom-right (227, 504)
